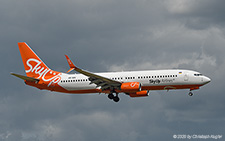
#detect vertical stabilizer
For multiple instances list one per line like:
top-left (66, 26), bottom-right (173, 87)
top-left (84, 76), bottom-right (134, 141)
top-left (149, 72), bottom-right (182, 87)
top-left (18, 42), bottom-right (51, 78)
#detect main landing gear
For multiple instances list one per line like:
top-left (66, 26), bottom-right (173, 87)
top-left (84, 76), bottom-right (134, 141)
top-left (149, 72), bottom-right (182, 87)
top-left (108, 93), bottom-right (120, 102)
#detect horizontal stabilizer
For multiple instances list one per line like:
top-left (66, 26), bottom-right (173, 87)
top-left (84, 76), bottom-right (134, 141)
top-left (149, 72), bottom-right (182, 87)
top-left (11, 73), bottom-right (40, 82)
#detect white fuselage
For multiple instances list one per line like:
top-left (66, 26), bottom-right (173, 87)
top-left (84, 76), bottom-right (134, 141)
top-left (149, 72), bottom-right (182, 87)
top-left (58, 69), bottom-right (210, 92)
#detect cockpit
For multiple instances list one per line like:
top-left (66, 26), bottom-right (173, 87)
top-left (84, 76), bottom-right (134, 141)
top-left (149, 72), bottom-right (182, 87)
top-left (194, 74), bottom-right (203, 76)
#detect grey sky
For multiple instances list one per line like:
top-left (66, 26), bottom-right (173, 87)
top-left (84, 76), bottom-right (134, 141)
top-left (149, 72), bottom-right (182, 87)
top-left (1, 0), bottom-right (225, 140)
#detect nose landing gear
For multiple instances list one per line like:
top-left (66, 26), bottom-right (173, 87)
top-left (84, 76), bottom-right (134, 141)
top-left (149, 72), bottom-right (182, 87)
top-left (188, 87), bottom-right (199, 96)
top-left (188, 91), bottom-right (193, 96)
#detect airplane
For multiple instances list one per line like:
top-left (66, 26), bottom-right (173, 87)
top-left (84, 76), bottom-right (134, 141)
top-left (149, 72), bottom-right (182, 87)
top-left (11, 42), bottom-right (211, 102)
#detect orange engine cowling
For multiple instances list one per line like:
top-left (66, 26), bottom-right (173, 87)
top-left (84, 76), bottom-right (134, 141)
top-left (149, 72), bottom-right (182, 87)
top-left (129, 90), bottom-right (149, 97)
top-left (120, 82), bottom-right (141, 93)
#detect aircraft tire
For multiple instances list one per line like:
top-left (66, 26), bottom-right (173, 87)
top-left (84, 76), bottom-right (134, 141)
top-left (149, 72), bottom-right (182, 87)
top-left (113, 96), bottom-right (120, 102)
top-left (188, 92), bottom-right (193, 96)
top-left (108, 93), bottom-right (114, 100)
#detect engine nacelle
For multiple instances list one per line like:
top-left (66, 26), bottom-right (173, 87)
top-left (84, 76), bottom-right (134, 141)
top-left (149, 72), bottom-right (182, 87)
top-left (120, 82), bottom-right (141, 93)
top-left (129, 90), bottom-right (149, 97)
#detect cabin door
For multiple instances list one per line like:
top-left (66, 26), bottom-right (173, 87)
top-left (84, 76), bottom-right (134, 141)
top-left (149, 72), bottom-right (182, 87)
top-left (184, 73), bottom-right (189, 81)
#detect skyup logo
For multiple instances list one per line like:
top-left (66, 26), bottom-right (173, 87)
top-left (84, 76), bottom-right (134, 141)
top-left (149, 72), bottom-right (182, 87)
top-left (26, 58), bottom-right (61, 86)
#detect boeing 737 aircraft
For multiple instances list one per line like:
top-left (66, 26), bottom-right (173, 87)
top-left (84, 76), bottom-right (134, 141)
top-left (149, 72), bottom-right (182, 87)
top-left (11, 42), bottom-right (211, 102)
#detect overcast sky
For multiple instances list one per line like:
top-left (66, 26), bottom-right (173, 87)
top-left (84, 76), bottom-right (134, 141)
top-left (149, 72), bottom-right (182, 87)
top-left (1, 0), bottom-right (225, 140)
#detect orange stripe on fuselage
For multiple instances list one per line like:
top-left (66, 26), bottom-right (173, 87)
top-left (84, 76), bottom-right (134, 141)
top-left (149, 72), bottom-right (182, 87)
top-left (25, 80), bottom-right (101, 94)
top-left (25, 80), bottom-right (203, 94)
top-left (142, 85), bottom-right (202, 91)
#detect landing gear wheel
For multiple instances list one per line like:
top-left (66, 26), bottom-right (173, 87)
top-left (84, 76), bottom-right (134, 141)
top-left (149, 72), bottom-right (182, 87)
top-left (188, 92), bottom-right (193, 96)
top-left (108, 93), bottom-right (114, 100)
top-left (113, 96), bottom-right (120, 102)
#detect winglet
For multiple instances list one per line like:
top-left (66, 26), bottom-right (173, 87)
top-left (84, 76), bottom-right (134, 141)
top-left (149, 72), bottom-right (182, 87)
top-left (65, 55), bottom-right (77, 73)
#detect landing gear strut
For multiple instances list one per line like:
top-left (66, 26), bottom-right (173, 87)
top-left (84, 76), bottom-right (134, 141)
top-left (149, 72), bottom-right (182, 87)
top-left (108, 93), bottom-right (120, 102)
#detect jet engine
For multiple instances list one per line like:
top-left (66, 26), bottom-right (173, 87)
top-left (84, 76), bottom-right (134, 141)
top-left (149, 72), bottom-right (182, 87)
top-left (129, 90), bottom-right (149, 97)
top-left (120, 82), bottom-right (141, 92)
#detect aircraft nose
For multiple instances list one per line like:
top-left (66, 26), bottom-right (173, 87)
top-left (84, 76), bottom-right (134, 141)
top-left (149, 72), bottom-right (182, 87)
top-left (203, 76), bottom-right (211, 84)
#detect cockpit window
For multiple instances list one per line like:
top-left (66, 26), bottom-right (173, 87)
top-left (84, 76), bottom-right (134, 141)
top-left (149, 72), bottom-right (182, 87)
top-left (194, 74), bottom-right (203, 76)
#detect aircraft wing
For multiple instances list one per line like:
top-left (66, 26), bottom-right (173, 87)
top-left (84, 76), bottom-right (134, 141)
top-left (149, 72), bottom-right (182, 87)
top-left (65, 55), bottom-right (121, 91)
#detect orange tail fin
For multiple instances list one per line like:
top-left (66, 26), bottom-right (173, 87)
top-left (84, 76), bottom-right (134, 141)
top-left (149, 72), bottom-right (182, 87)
top-left (18, 42), bottom-right (52, 79)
